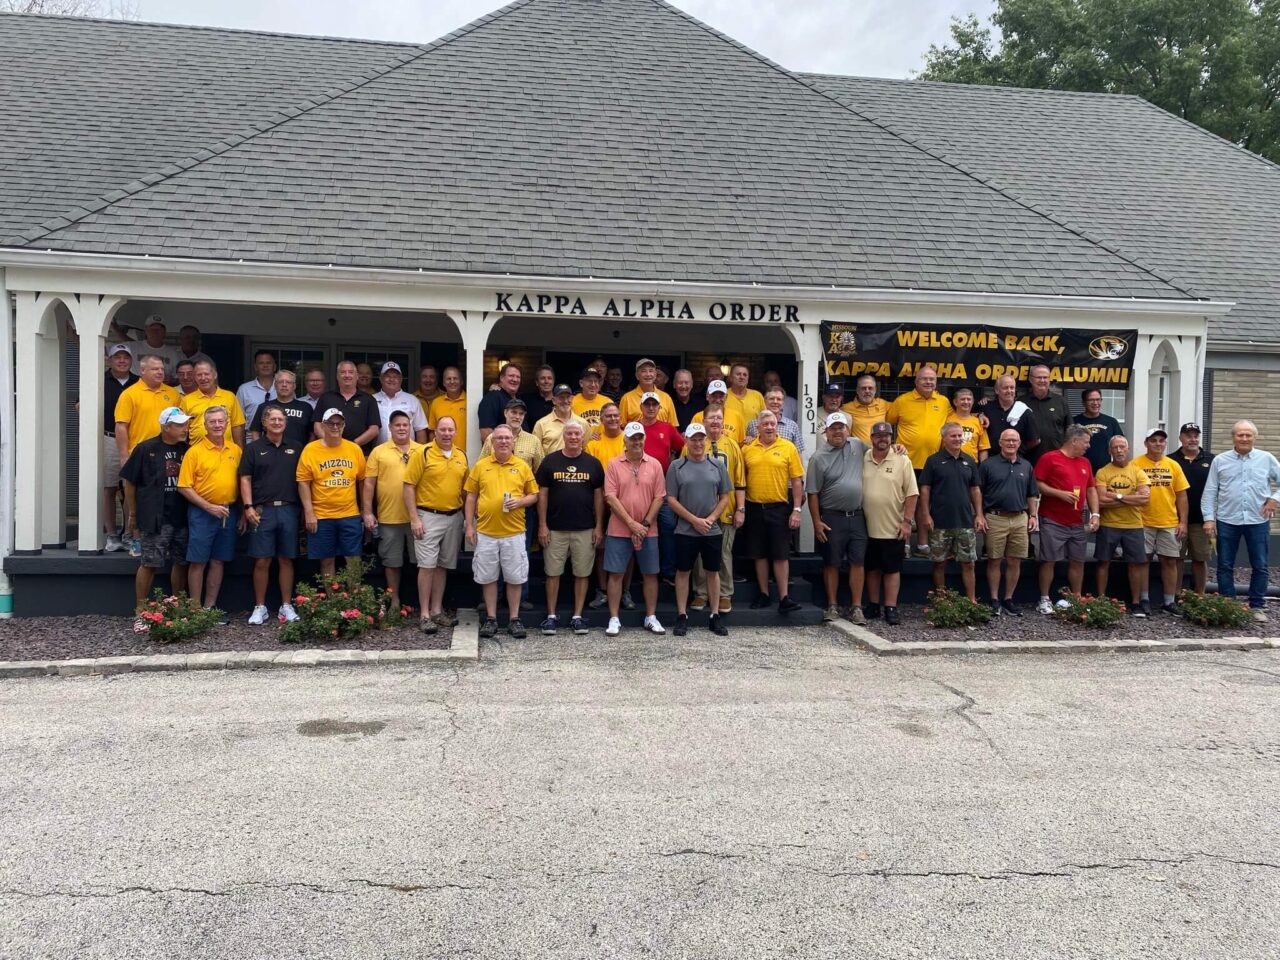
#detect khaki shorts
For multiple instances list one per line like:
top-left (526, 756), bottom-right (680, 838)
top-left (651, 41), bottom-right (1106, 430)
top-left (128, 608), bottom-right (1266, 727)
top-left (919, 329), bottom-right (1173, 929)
top-left (544, 528), bottom-right (595, 579)
top-left (376, 523), bottom-right (413, 569)
top-left (1183, 524), bottom-right (1211, 562)
top-left (103, 438), bottom-right (122, 488)
top-left (413, 510), bottom-right (463, 570)
top-left (1144, 527), bottom-right (1182, 558)
top-left (984, 512), bottom-right (1028, 559)
top-left (928, 527), bottom-right (978, 563)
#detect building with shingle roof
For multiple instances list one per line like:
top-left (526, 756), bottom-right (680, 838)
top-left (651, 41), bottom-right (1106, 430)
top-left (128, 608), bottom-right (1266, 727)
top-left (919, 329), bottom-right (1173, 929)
top-left (1, 0), bottom-right (1266, 612)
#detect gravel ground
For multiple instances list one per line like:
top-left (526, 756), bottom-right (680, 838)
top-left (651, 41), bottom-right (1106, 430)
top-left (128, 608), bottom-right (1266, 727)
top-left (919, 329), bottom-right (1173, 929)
top-left (0, 614), bottom-right (452, 661)
top-left (859, 601), bottom-right (1280, 643)
top-left (1230, 565), bottom-right (1280, 587)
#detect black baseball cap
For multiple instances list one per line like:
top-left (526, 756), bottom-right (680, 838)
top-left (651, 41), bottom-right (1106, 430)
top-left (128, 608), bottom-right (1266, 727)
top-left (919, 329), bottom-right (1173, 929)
top-left (504, 397), bottom-right (527, 410)
top-left (553, 383), bottom-right (573, 396)
top-left (824, 382), bottom-right (844, 396)
top-left (1179, 422), bottom-right (1201, 434)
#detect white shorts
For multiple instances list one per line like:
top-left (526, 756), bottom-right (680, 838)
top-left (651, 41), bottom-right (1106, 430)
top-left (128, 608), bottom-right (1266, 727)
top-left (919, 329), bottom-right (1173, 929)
top-left (103, 438), bottom-right (122, 488)
top-left (472, 533), bottom-right (529, 585)
top-left (1144, 527), bottom-right (1182, 558)
top-left (413, 510), bottom-right (463, 569)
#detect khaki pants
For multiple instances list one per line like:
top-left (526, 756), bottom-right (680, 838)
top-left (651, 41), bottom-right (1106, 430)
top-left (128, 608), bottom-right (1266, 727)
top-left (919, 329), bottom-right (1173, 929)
top-left (694, 524), bottom-right (736, 600)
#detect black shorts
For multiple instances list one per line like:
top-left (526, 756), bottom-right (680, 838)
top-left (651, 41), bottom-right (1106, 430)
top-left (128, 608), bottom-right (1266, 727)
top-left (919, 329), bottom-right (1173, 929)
top-left (820, 510), bottom-right (867, 569)
top-left (743, 501), bottom-right (792, 561)
top-left (675, 533), bottom-right (722, 573)
top-left (865, 537), bottom-right (905, 575)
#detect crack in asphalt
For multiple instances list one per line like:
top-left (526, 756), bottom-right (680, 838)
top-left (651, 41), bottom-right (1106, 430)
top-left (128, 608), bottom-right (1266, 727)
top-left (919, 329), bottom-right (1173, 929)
top-left (931, 678), bottom-right (1005, 758)
top-left (653, 848), bottom-right (746, 860)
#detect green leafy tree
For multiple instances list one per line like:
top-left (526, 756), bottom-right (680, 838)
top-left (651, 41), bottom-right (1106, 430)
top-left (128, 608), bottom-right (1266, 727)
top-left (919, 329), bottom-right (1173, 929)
top-left (920, 0), bottom-right (1280, 162)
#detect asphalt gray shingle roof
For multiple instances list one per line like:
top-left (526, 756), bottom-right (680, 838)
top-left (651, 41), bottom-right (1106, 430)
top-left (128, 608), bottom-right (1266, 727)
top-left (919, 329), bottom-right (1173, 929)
top-left (0, 0), bottom-right (1200, 304)
top-left (804, 74), bottom-right (1280, 343)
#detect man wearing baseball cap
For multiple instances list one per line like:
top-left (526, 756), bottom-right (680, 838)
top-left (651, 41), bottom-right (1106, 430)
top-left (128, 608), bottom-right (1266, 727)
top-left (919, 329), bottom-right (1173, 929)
top-left (296, 408), bottom-right (368, 576)
top-left (666, 422), bottom-right (732, 636)
top-left (372, 361), bottom-right (427, 444)
top-left (602, 422), bottom-right (668, 636)
top-left (1169, 422), bottom-right (1214, 594)
top-left (807, 412), bottom-right (870, 623)
top-left (101, 343), bottom-right (139, 552)
top-left (691, 380), bottom-right (745, 443)
top-left (620, 358), bottom-right (676, 425)
top-left (120, 406), bottom-right (191, 622)
top-left (572, 366), bottom-right (608, 441)
top-left (123, 314), bottom-right (180, 381)
top-left (1133, 428), bottom-right (1190, 614)
top-left (533, 383), bottom-right (585, 455)
top-left (861, 421), bottom-right (918, 625)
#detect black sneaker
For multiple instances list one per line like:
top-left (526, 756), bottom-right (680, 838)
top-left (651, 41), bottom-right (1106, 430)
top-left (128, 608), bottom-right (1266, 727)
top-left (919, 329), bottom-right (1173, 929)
top-left (519, 600), bottom-right (534, 612)
top-left (884, 606), bottom-right (900, 626)
top-left (673, 614), bottom-right (689, 637)
top-left (1000, 599), bottom-right (1022, 617)
top-left (1131, 605), bottom-right (1148, 620)
top-left (479, 618), bottom-right (499, 639)
top-left (1162, 602), bottom-right (1182, 617)
top-left (863, 603), bottom-right (882, 620)
top-left (540, 615), bottom-right (558, 636)
top-left (1139, 601), bottom-right (1152, 618)
top-left (709, 614), bottom-right (729, 637)
top-left (508, 618), bottom-right (527, 639)
top-left (987, 599), bottom-right (1002, 617)
top-left (749, 593), bottom-right (771, 610)
top-left (778, 595), bottom-right (801, 613)
top-left (419, 618), bottom-right (439, 635)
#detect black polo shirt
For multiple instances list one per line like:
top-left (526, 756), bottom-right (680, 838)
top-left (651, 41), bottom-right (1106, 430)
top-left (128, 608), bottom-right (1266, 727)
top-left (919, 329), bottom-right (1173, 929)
top-left (478, 388), bottom-right (521, 431)
top-left (118, 437), bottom-right (187, 532)
top-left (105, 371), bottom-right (139, 434)
top-left (238, 436), bottom-right (303, 504)
top-left (524, 393), bottom-right (555, 426)
top-left (920, 449), bottom-right (979, 528)
top-left (978, 454), bottom-right (1040, 513)
top-left (312, 390), bottom-right (381, 452)
top-left (250, 399), bottom-right (314, 447)
top-left (1021, 392), bottom-right (1070, 461)
top-left (1169, 447), bottom-right (1214, 523)
top-left (672, 394), bottom-right (707, 431)
top-left (983, 399), bottom-right (1039, 454)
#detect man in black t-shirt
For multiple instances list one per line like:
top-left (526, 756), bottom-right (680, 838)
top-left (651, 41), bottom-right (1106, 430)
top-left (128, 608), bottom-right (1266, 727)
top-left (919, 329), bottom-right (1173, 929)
top-left (249, 371), bottom-right (313, 446)
top-left (103, 343), bottom-right (140, 552)
top-left (120, 406), bottom-right (192, 613)
top-left (1169, 421), bottom-right (1214, 593)
top-left (239, 404), bottom-right (305, 626)
top-left (919, 423), bottom-right (986, 602)
top-left (1073, 387), bottom-right (1125, 473)
top-left (535, 421), bottom-right (605, 635)
top-left (311, 360), bottom-right (381, 452)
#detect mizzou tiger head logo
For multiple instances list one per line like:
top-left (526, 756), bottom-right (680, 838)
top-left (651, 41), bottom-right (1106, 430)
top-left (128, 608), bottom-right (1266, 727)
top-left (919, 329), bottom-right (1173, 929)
top-left (1089, 336), bottom-right (1128, 360)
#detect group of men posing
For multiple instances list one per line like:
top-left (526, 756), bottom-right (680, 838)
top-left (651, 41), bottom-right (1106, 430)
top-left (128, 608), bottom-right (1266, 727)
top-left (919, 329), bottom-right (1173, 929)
top-left (106, 338), bottom-right (1279, 634)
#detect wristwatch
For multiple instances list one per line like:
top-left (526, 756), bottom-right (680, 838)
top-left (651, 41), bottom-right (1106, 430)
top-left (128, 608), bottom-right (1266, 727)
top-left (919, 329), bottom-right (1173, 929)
top-left (792, 507), bottom-right (802, 513)
top-left (1116, 492), bottom-right (1124, 501)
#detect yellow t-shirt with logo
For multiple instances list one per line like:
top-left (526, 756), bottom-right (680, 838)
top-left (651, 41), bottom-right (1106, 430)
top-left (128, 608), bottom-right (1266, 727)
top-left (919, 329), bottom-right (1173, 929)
top-left (115, 380), bottom-right (181, 451)
top-left (464, 455), bottom-right (538, 539)
top-left (365, 439), bottom-right (423, 525)
top-left (1132, 454), bottom-right (1190, 528)
top-left (587, 432), bottom-right (626, 467)
top-left (1094, 462), bottom-right (1150, 529)
top-left (176, 437), bottom-right (242, 505)
top-left (945, 413), bottom-right (991, 462)
top-left (689, 433), bottom-right (745, 523)
top-left (841, 397), bottom-right (890, 444)
top-left (742, 437), bottom-right (804, 504)
top-left (619, 386), bottom-right (676, 425)
top-left (404, 442), bottom-right (469, 512)
top-left (725, 388), bottom-right (767, 426)
top-left (572, 393), bottom-right (605, 441)
top-left (427, 393), bottom-right (468, 452)
top-left (887, 389), bottom-right (953, 468)
top-left (691, 407), bottom-right (746, 444)
top-left (296, 439), bottom-right (366, 520)
top-left (180, 388), bottom-right (246, 443)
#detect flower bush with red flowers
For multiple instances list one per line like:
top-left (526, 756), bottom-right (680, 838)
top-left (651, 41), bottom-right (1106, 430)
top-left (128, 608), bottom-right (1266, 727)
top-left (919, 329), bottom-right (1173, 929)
top-left (1053, 590), bottom-right (1126, 629)
top-left (133, 591), bottom-right (224, 643)
top-left (1176, 590), bottom-right (1253, 628)
top-left (279, 559), bottom-right (409, 644)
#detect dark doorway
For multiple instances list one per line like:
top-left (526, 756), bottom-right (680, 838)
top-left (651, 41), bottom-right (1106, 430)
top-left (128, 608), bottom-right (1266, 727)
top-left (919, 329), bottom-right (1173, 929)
top-left (547, 351), bottom-right (682, 393)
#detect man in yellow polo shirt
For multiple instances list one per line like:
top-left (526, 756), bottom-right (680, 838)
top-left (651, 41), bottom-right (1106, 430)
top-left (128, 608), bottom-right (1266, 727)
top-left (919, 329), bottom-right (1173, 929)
top-left (465, 424), bottom-right (539, 640)
top-left (427, 365), bottom-right (468, 450)
top-left (841, 375), bottom-right (890, 444)
top-left (726, 363), bottom-right (766, 425)
top-left (361, 409), bottom-right (424, 614)
top-left (741, 411), bottom-right (805, 613)
top-left (619, 358), bottom-right (676, 424)
top-left (180, 359), bottom-right (246, 446)
top-left (296, 408), bottom-right (367, 577)
top-left (571, 366), bottom-right (606, 441)
top-left (945, 387), bottom-right (991, 462)
top-left (691, 380), bottom-right (746, 443)
top-left (403, 415), bottom-right (469, 634)
top-left (177, 405), bottom-right (241, 617)
top-left (1133, 428), bottom-right (1191, 615)
top-left (887, 365), bottom-right (952, 556)
top-left (115, 354), bottom-right (180, 462)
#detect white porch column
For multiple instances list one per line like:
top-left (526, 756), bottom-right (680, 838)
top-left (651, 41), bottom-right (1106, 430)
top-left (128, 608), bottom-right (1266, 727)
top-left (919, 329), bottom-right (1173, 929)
top-left (1170, 333), bottom-right (1202, 430)
top-left (39, 307), bottom-right (66, 548)
top-left (786, 322), bottom-right (824, 553)
top-left (13, 293), bottom-right (60, 553)
top-left (1127, 335), bottom-right (1156, 437)
top-left (69, 294), bottom-right (125, 554)
top-left (448, 309), bottom-right (501, 467)
top-left (0, 271), bottom-right (15, 614)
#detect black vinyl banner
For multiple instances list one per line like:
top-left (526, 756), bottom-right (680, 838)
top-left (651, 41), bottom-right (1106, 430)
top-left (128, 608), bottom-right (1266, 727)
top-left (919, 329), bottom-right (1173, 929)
top-left (822, 323), bottom-right (1138, 390)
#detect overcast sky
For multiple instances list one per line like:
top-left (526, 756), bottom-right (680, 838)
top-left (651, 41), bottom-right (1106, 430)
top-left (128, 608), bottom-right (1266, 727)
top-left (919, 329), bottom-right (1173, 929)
top-left (131, 0), bottom-right (993, 79)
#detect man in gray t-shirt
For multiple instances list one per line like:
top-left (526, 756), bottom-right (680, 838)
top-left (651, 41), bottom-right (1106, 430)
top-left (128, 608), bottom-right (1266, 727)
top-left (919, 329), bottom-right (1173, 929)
top-left (806, 412), bottom-right (871, 624)
top-left (666, 423), bottom-right (733, 636)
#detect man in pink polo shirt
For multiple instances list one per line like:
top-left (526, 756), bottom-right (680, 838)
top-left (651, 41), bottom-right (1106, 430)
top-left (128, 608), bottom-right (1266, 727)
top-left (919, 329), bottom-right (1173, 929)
top-left (602, 422), bottom-right (667, 638)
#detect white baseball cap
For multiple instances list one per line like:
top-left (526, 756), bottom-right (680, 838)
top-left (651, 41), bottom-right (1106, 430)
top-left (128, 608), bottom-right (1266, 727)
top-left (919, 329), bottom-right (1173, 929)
top-left (824, 412), bottom-right (850, 430)
top-left (158, 406), bottom-right (192, 426)
top-left (322, 407), bottom-right (346, 421)
top-left (380, 361), bottom-right (402, 375)
top-left (685, 422), bottom-right (707, 438)
top-left (623, 422), bottom-right (646, 438)
top-left (144, 314), bottom-right (165, 328)
top-left (706, 379), bottom-right (728, 395)
top-left (640, 391), bottom-right (660, 404)
top-left (107, 343), bottom-right (131, 357)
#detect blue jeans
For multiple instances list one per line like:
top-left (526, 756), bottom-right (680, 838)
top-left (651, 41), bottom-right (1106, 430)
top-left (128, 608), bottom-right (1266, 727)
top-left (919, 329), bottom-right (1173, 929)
top-left (657, 502), bottom-right (677, 579)
top-left (1216, 521), bottom-right (1270, 609)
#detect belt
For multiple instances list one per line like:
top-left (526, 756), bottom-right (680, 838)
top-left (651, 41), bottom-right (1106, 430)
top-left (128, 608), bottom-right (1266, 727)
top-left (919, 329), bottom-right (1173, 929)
top-left (824, 508), bottom-right (862, 517)
top-left (254, 500), bottom-right (295, 508)
top-left (420, 507), bottom-right (461, 516)
top-left (753, 502), bottom-right (790, 510)
top-left (986, 509), bottom-right (1027, 517)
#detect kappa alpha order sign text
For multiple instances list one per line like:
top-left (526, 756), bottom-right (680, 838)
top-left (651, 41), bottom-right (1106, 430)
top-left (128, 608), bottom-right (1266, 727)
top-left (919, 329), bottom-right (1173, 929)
top-left (822, 322), bottom-right (1137, 389)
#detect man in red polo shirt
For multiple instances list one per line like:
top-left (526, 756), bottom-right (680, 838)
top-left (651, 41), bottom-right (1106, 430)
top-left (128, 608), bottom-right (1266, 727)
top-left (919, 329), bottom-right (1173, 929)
top-left (1033, 425), bottom-right (1100, 613)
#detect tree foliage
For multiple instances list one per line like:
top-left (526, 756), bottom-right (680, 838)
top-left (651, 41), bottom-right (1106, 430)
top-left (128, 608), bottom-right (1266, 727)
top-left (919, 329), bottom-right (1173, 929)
top-left (1, 0), bottom-right (137, 18)
top-left (919, 0), bottom-right (1280, 162)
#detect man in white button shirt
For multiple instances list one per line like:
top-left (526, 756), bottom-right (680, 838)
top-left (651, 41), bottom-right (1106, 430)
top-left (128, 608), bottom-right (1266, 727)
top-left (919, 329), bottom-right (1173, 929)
top-left (373, 361), bottom-right (428, 443)
top-left (235, 349), bottom-right (277, 425)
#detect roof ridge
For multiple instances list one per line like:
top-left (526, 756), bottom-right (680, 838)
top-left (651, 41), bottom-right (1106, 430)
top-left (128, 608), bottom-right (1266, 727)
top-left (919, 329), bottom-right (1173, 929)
top-left (0, 10), bottom-right (425, 49)
top-left (804, 71), bottom-right (1149, 101)
top-left (6, 0), bottom-right (539, 249)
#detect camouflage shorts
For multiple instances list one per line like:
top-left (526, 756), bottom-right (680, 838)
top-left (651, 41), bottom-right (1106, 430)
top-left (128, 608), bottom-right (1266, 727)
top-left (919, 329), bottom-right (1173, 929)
top-left (928, 527), bottom-right (978, 563)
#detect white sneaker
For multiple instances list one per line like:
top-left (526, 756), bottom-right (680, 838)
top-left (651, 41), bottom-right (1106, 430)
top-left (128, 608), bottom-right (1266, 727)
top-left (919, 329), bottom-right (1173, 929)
top-left (104, 534), bottom-right (124, 553)
top-left (605, 617), bottom-right (621, 637)
top-left (248, 605), bottom-right (269, 625)
top-left (278, 603), bottom-right (299, 623)
top-left (1036, 598), bottom-right (1053, 615)
top-left (1055, 599), bottom-right (1070, 610)
top-left (1253, 609), bottom-right (1269, 623)
top-left (643, 615), bottom-right (665, 635)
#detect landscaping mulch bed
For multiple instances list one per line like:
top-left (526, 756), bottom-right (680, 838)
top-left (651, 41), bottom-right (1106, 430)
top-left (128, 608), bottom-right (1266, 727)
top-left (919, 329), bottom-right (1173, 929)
top-left (0, 614), bottom-right (452, 662)
top-left (858, 602), bottom-right (1280, 644)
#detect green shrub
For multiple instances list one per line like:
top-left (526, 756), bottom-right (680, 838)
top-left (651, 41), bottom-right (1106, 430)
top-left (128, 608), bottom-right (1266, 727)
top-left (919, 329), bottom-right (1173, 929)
top-left (1053, 591), bottom-right (1126, 629)
top-left (923, 587), bottom-right (993, 628)
top-left (133, 591), bottom-right (224, 642)
top-left (1177, 590), bottom-right (1254, 628)
top-left (278, 559), bottom-right (410, 644)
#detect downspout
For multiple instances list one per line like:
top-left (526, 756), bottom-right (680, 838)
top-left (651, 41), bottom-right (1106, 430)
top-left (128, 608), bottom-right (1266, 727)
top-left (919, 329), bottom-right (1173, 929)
top-left (0, 270), bottom-right (15, 616)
